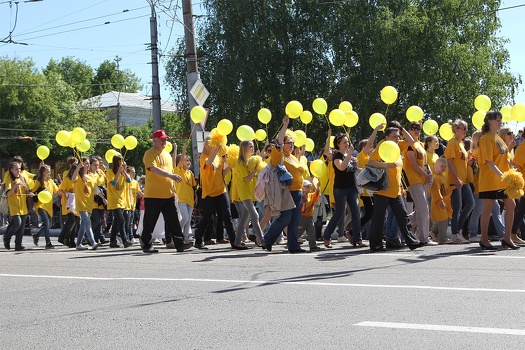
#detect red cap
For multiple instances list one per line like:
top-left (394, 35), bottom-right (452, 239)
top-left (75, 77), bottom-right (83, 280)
top-left (152, 129), bottom-right (171, 140)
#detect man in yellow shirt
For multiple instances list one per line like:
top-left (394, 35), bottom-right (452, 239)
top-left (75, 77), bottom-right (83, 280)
top-left (140, 130), bottom-right (193, 254)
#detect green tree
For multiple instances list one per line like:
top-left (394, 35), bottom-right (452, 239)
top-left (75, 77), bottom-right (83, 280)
top-left (91, 60), bottom-right (143, 96)
top-left (43, 57), bottom-right (94, 100)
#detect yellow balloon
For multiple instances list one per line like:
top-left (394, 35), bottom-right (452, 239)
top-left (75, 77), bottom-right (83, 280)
top-left (369, 113), bottom-right (386, 130)
top-left (339, 101), bottom-right (353, 113)
top-left (312, 98), bottom-right (328, 115)
top-left (190, 106), bottom-right (206, 123)
top-left (77, 139), bottom-right (90, 152)
top-left (305, 138), bottom-right (315, 152)
top-left (422, 119), bottom-right (439, 135)
top-left (309, 159), bottom-right (327, 178)
top-left (406, 106), bottom-right (424, 122)
top-left (124, 136), bottom-right (138, 150)
top-left (330, 136), bottom-right (335, 148)
top-left (111, 134), bottom-right (125, 149)
top-left (236, 125), bottom-right (255, 141)
top-left (294, 130), bottom-right (307, 147)
top-left (329, 109), bottom-right (345, 127)
top-left (55, 130), bottom-right (71, 147)
top-left (472, 111), bottom-right (486, 130)
top-left (217, 119), bottom-right (234, 136)
top-left (255, 129), bottom-right (267, 141)
top-left (300, 111), bottom-right (313, 124)
top-left (36, 145), bottom-right (50, 160)
top-left (501, 105), bottom-right (513, 122)
top-left (380, 86), bottom-right (398, 105)
top-left (71, 127), bottom-right (87, 144)
top-left (105, 149), bottom-right (118, 164)
top-left (474, 94), bottom-right (491, 112)
top-left (512, 103), bottom-right (525, 122)
top-left (439, 123), bottom-right (454, 141)
top-left (344, 111), bottom-right (359, 127)
top-left (379, 141), bottom-right (401, 163)
top-left (285, 100), bottom-right (303, 119)
top-left (38, 190), bottom-right (52, 204)
top-left (164, 141), bottom-right (173, 153)
top-left (257, 108), bottom-right (272, 124)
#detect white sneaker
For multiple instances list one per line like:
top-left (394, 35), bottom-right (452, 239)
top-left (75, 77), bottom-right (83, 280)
top-left (337, 236), bottom-right (348, 243)
top-left (469, 236), bottom-right (481, 243)
top-left (451, 234), bottom-right (470, 244)
top-left (424, 240), bottom-right (438, 246)
top-left (76, 244), bottom-right (88, 250)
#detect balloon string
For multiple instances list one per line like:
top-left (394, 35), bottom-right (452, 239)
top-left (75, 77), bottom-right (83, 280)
top-left (323, 114), bottom-right (330, 128)
top-left (265, 123), bottom-right (269, 144)
top-left (123, 149), bottom-right (128, 160)
top-left (271, 121), bottom-right (284, 140)
top-left (187, 123), bottom-right (198, 142)
top-left (384, 104), bottom-right (390, 120)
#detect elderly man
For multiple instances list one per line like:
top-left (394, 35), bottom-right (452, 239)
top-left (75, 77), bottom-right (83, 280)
top-left (140, 129), bottom-right (193, 253)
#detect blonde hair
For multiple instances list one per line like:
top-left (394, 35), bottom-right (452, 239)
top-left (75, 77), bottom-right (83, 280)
top-left (238, 140), bottom-right (253, 165)
top-left (434, 157), bottom-right (447, 171)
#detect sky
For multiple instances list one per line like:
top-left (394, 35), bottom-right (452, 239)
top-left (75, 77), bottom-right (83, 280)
top-left (1, 0), bottom-right (525, 128)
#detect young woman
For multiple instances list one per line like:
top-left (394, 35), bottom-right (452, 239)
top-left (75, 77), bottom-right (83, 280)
top-left (107, 154), bottom-right (133, 248)
top-left (124, 166), bottom-right (142, 243)
top-left (32, 165), bottom-right (59, 249)
top-left (234, 140), bottom-right (265, 248)
top-left (3, 161), bottom-right (33, 251)
top-left (477, 111), bottom-right (517, 250)
top-left (263, 116), bottom-right (308, 253)
top-left (322, 132), bottom-right (365, 248)
top-left (445, 119), bottom-right (475, 244)
top-left (424, 135), bottom-right (440, 175)
top-left (71, 158), bottom-right (103, 250)
top-left (58, 164), bottom-right (80, 247)
top-left (367, 126), bottom-right (421, 251)
top-left (88, 156), bottom-right (108, 244)
top-left (173, 141), bottom-right (197, 244)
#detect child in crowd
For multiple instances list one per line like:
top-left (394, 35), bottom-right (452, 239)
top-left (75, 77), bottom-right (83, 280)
top-left (297, 179), bottom-right (322, 252)
top-left (430, 158), bottom-right (452, 244)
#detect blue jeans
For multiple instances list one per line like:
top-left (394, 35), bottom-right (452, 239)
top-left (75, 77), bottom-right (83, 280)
top-left (450, 185), bottom-right (475, 235)
top-left (36, 208), bottom-right (51, 245)
top-left (323, 187), bottom-right (361, 243)
top-left (264, 190), bottom-right (302, 251)
top-left (90, 208), bottom-right (105, 242)
top-left (124, 209), bottom-right (132, 241)
top-left (385, 205), bottom-right (400, 239)
top-left (77, 211), bottom-right (95, 246)
top-left (469, 195), bottom-right (504, 238)
top-left (4, 215), bottom-right (27, 248)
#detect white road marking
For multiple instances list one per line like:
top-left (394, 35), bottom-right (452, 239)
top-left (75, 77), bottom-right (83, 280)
top-left (1, 273), bottom-right (525, 293)
top-left (354, 321), bottom-right (525, 336)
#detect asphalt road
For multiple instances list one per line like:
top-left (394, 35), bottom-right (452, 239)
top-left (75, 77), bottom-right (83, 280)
top-left (1, 237), bottom-right (525, 349)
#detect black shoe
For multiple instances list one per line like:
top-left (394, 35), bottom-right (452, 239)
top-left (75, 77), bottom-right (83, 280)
top-left (177, 242), bottom-right (194, 252)
top-left (123, 241), bottom-right (133, 248)
top-left (407, 241), bottom-right (423, 250)
top-left (194, 242), bottom-right (208, 250)
top-left (32, 234), bottom-right (39, 246)
top-left (14, 245), bottom-right (26, 251)
top-left (45, 243), bottom-right (54, 249)
top-left (109, 243), bottom-right (121, 248)
top-left (248, 234), bottom-right (257, 242)
top-left (57, 238), bottom-right (64, 245)
top-left (100, 238), bottom-right (110, 244)
top-left (309, 246), bottom-right (322, 252)
top-left (370, 245), bottom-right (386, 252)
top-left (501, 239), bottom-right (520, 250)
top-left (479, 241), bottom-right (497, 250)
top-left (386, 238), bottom-right (404, 249)
top-left (142, 246), bottom-right (159, 254)
top-left (289, 248), bottom-right (307, 254)
top-left (68, 244), bottom-right (76, 248)
top-left (263, 243), bottom-right (272, 251)
top-left (3, 236), bottom-right (10, 250)
top-left (232, 244), bottom-right (249, 250)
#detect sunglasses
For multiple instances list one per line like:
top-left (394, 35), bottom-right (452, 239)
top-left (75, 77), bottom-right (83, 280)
top-left (507, 131), bottom-right (513, 135)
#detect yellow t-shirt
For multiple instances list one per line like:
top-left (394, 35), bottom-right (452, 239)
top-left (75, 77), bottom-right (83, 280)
top-left (73, 174), bottom-right (96, 213)
top-left (106, 169), bottom-right (129, 210)
top-left (444, 138), bottom-right (468, 184)
top-left (513, 142), bottom-right (525, 174)
top-left (478, 132), bottom-right (509, 192)
top-left (236, 160), bottom-right (256, 201)
top-left (33, 179), bottom-right (58, 217)
top-left (471, 148), bottom-right (480, 194)
top-left (370, 145), bottom-right (402, 198)
top-left (400, 140), bottom-right (427, 186)
top-left (200, 154), bottom-right (226, 199)
top-left (301, 191), bottom-right (321, 217)
top-left (174, 167), bottom-right (196, 207)
top-left (430, 172), bottom-right (452, 222)
top-left (426, 151), bottom-right (439, 174)
top-left (58, 177), bottom-right (75, 216)
top-left (92, 169), bottom-right (106, 210)
top-left (125, 179), bottom-right (140, 211)
top-left (5, 177), bottom-right (28, 216)
top-left (143, 147), bottom-right (175, 199)
top-left (270, 148), bottom-right (306, 191)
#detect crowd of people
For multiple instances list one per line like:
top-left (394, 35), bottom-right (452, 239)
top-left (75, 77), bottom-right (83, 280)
top-left (3, 111), bottom-right (525, 254)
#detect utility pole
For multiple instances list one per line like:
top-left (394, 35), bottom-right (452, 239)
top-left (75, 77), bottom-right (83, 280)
top-left (148, 0), bottom-right (162, 131)
top-left (182, 0), bottom-right (202, 176)
top-left (115, 55), bottom-right (122, 134)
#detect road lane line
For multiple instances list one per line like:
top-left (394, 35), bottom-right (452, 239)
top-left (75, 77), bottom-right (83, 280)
top-left (2, 273), bottom-right (525, 293)
top-left (354, 321), bottom-right (525, 335)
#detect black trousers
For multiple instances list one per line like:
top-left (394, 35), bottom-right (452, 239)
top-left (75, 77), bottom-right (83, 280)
top-left (195, 192), bottom-right (235, 245)
top-left (141, 197), bottom-right (184, 249)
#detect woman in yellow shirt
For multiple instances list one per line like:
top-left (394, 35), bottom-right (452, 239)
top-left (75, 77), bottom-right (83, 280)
top-left (88, 156), bottom-right (109, 244)
top-left (107, 154), bottom-right (133, 248)
top-left (58, 164), bottom-right (80, 247)
top-left (3, 161), bottom-right (33, 251)
top-left (263, 116), bottom-right (307, 253)
top-left (234, 140), bottom-right (265, 248)
top-left (445, 119), bottom-right (474, 244)
top-left (367, 126), bottom-right (421, 251)
top-left (477, 111), bottom-right (517, 250)
top-left (32, 165), bottom-right (59, 249)
top-left (173, 142), bottom-right (197, 243)
top-left (424, 135), bottom-right (439, 174)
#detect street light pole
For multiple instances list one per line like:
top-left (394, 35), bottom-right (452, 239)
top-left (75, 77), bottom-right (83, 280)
top-left (147, 0), bottom-right (162, 131)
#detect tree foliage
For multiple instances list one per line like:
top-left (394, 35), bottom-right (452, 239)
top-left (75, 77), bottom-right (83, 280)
top-left (91, 60), bottom-right (143, 97)
top-left (165, 0), bottom-right (520, 148)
